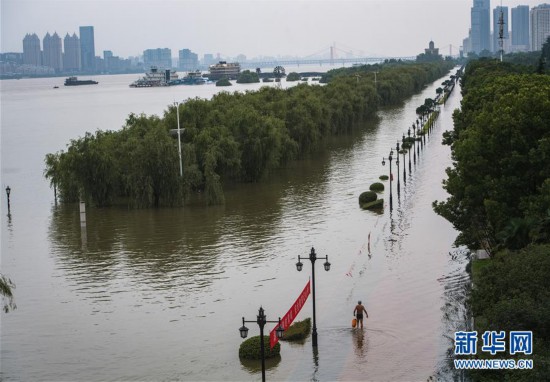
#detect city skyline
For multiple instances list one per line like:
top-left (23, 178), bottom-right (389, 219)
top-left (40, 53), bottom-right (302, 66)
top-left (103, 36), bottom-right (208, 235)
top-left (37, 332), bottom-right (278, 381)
top-left (2, 0), bottom-right (547, 60)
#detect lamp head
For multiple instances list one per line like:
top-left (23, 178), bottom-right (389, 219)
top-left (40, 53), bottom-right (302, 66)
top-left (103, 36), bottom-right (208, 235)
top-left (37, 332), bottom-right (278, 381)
top-left (296, 258), bottom-right (303, 272)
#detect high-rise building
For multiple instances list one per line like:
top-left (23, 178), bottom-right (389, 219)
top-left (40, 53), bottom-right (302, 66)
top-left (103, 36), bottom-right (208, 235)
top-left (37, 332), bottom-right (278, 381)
top-left (143, 48), bottom-right (172, 69)
top-left (512, 5), bottom-right (530, 52)
top-left (203, 54), bottom-right (215, 67)
top-left (471, 0), bottom-right (491, 54)
top-left (64, 33), bottom-right (81, 72)
top-left (178, 49), bottom-right (199, 71)
top-left (493, 6), bottom-right (509, 53)
top-left (22, 33), bottom-right (42, 66)
top-left (530, 4), bottom-right (550, 51)
top-left (80, 26), bottom-right (96, 71)
top-left (43, 32), bottom-right (63, 71)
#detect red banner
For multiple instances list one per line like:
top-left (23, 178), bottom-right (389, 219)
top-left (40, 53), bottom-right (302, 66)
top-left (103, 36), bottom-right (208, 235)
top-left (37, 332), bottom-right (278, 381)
top-left (269, 280), bottom-right (311, 348)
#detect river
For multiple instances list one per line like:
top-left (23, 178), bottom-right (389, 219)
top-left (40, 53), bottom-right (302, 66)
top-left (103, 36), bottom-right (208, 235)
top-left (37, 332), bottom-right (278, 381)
top-left (1, 67), bottom-right (468, 381)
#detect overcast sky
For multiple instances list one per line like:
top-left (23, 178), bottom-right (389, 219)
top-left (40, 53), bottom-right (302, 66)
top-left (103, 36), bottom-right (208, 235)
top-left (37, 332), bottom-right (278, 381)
top-left (1, 0), bottom-right (546, 59)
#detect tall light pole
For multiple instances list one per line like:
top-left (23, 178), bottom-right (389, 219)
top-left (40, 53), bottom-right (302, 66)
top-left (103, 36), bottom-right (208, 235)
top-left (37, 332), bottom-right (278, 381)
top-left (407, 129), bottom-right (412, 172)
top-left (382, 149), bottom-right (394, 210)
top-left (296, 247), bottom-right (330, 347)
top-left (5, 186), bottom-right (11, 215)
top-left (174, 102), bottom-right (183, 177)
top-left (395, 142), bottom-right (401, 196)
top-left (402, 134), bottom-right (407, 184)
top-left (239, 307), bottom-right (284, 382)
top-left (411, 123), bottom-right (417, 165)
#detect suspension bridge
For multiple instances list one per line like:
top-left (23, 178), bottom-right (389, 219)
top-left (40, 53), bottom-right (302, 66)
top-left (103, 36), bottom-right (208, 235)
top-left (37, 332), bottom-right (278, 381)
top-left (240, 42), bottom-right (461, 69)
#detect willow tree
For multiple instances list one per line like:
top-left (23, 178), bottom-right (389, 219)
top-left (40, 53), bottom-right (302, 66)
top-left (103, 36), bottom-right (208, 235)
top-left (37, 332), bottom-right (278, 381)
top-left (0, 274), bottom-right (16, 313)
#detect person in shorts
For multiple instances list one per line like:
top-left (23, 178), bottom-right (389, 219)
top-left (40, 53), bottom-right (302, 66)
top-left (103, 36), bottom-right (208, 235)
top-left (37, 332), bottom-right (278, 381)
top-left (354, 300), bottom-right (369, 329)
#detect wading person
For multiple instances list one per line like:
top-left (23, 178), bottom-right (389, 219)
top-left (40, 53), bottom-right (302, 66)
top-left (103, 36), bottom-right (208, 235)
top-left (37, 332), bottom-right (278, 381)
top-left (353, 300), bottom-right (369, 329)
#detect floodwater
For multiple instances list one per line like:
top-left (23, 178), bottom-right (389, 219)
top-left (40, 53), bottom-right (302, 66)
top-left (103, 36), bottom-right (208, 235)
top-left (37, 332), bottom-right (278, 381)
top-left (1, 68), bottom-right (468, 381)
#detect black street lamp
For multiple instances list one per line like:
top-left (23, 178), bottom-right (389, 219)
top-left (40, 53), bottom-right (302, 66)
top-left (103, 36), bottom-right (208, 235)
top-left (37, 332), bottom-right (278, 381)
top-left (239, 307), bottom-right (284, 382)
top-left (402, 134), bottom-right (407, 184)
top-left (416, 119), bottom-right (423, 149)
top-left (382, 149), bottom-right (394, 210)
top-left (296, 247), bottom-right (330, 348)
top-left (407, 129), bottom-right (412, 172)
top-left (5, 186), bottom-right (11, 215)
top-left (411, 123), bottom-right (417, 165)
top-left (395, 141), bottom-right (401, 196)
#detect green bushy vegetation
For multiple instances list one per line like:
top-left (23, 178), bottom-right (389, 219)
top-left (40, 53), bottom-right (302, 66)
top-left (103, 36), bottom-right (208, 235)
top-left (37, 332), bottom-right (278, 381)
top-left (237, 70), bottom-right (260, 84)
top-left (286, 72), bottom-right (301, 82)
top-left (239, 335), bottom-right (281, 360)
top-left (45, 61), bottom-right (454, 207)
top-left (433, 49), bottom-right (550, 381)
top-left (361, 199), bottom-right (383, 211)
top-left (216, 77), bottom-right (232, 86)
top-left (369, 182), bottom-right (384, 192)
top-left (359, 191), bottom-right (377, 205)
top-left (281, 318), bottom-right (311, 341)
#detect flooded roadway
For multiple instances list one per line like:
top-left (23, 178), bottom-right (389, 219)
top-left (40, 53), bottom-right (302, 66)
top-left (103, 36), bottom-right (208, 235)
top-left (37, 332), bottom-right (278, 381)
top-left (1, 71), bottom-right (468, 381)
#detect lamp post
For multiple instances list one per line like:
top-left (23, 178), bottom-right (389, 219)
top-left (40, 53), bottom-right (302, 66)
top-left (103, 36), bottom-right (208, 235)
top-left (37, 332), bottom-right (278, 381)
top-left (407, 129), bottom-right (412, 172)
top-left (174, 101), bottom-right (183, 177)
top-left (239, 307), bottom-right (284, 382)
top-left (395, 142), bottom-right (401, 195)
top-left (296, 247), bottom-right (330, 348)
top-left (5, 186), bottom-right (11, 215)
top-left (382, 149), bottom-right (394, 210)
top-left (416, 119), bottom-right (423, 149)
top-left (411, 123), bottom-right (417, 165)
top-left (402, 134), bottom-right (407, 184)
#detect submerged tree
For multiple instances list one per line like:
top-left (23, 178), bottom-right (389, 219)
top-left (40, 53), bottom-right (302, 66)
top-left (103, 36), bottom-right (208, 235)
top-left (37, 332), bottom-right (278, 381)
top-left (0, 274), bottom-right (16, 313)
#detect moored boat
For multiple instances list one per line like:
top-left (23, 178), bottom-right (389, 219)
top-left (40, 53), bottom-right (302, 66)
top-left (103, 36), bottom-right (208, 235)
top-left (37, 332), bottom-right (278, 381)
top-left (130, 66), bottom-right (178, 87)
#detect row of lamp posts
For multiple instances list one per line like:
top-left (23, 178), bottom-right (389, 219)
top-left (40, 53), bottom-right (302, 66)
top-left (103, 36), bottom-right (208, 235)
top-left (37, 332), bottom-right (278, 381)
top-left (239, 247), bottom-right (330, 381)
top-left (382, 108), bottom-right (438, 211)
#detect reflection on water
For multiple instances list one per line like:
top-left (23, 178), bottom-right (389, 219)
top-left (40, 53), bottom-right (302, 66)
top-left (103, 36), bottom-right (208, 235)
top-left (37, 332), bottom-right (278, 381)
top-left (240, 354), bottom-right (281, 374)
top-left (1, 71), bottom-right (468, 381)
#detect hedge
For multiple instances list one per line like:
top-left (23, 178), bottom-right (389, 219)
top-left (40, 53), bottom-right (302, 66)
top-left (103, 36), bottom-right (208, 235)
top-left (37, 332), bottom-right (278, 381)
top-left (281, 318), bottom-right (311, 341)
top-left (239, 335), bottom-right (281, 359)
top-left (369, 182), bottom-right (385, 192)
top-left (359, 191), bottom-right (377, 205)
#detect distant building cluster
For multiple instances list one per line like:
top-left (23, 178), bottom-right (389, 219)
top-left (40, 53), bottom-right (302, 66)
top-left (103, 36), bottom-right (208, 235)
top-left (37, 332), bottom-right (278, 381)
top-left (462, 1), bottom-right (550, 56)
top-left (0, 26), bottom-right (227, 77)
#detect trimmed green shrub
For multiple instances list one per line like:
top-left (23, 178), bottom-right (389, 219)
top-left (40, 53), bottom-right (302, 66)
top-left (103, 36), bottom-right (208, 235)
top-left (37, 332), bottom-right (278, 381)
top-left (281, 318), bottom-right (311, 341)
top-left (379, 175), bottom-right (389, 181)
top-left (359, 191), bottom-right (377, 205)
top-left (239, 335), bottom-right (281, 359)
top-left (369, 182), bottom-right (384, 192)
top-left (398, 149), bottom-right (407, 154)
top-left (361, 199), bottom-right (384, 210)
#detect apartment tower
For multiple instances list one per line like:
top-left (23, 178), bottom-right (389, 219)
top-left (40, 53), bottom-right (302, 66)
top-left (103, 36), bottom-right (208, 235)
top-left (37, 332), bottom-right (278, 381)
top-left (530, 4), bottom-right (550, 51)
top-left (79, 26), bottom-right (96, 71)
top-left (63, 33), bottom-right (81, 72)
top-left (512, 5), bottom-right (530, 52)
top-left (22, 33), bottom-right (42, 66)
top-left (471, 0), bottom-right (491, 54)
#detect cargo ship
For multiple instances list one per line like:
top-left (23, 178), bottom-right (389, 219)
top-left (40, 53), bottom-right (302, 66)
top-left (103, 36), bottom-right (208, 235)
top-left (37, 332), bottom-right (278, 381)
top-left (64, 76), bottom-right (98, 86)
